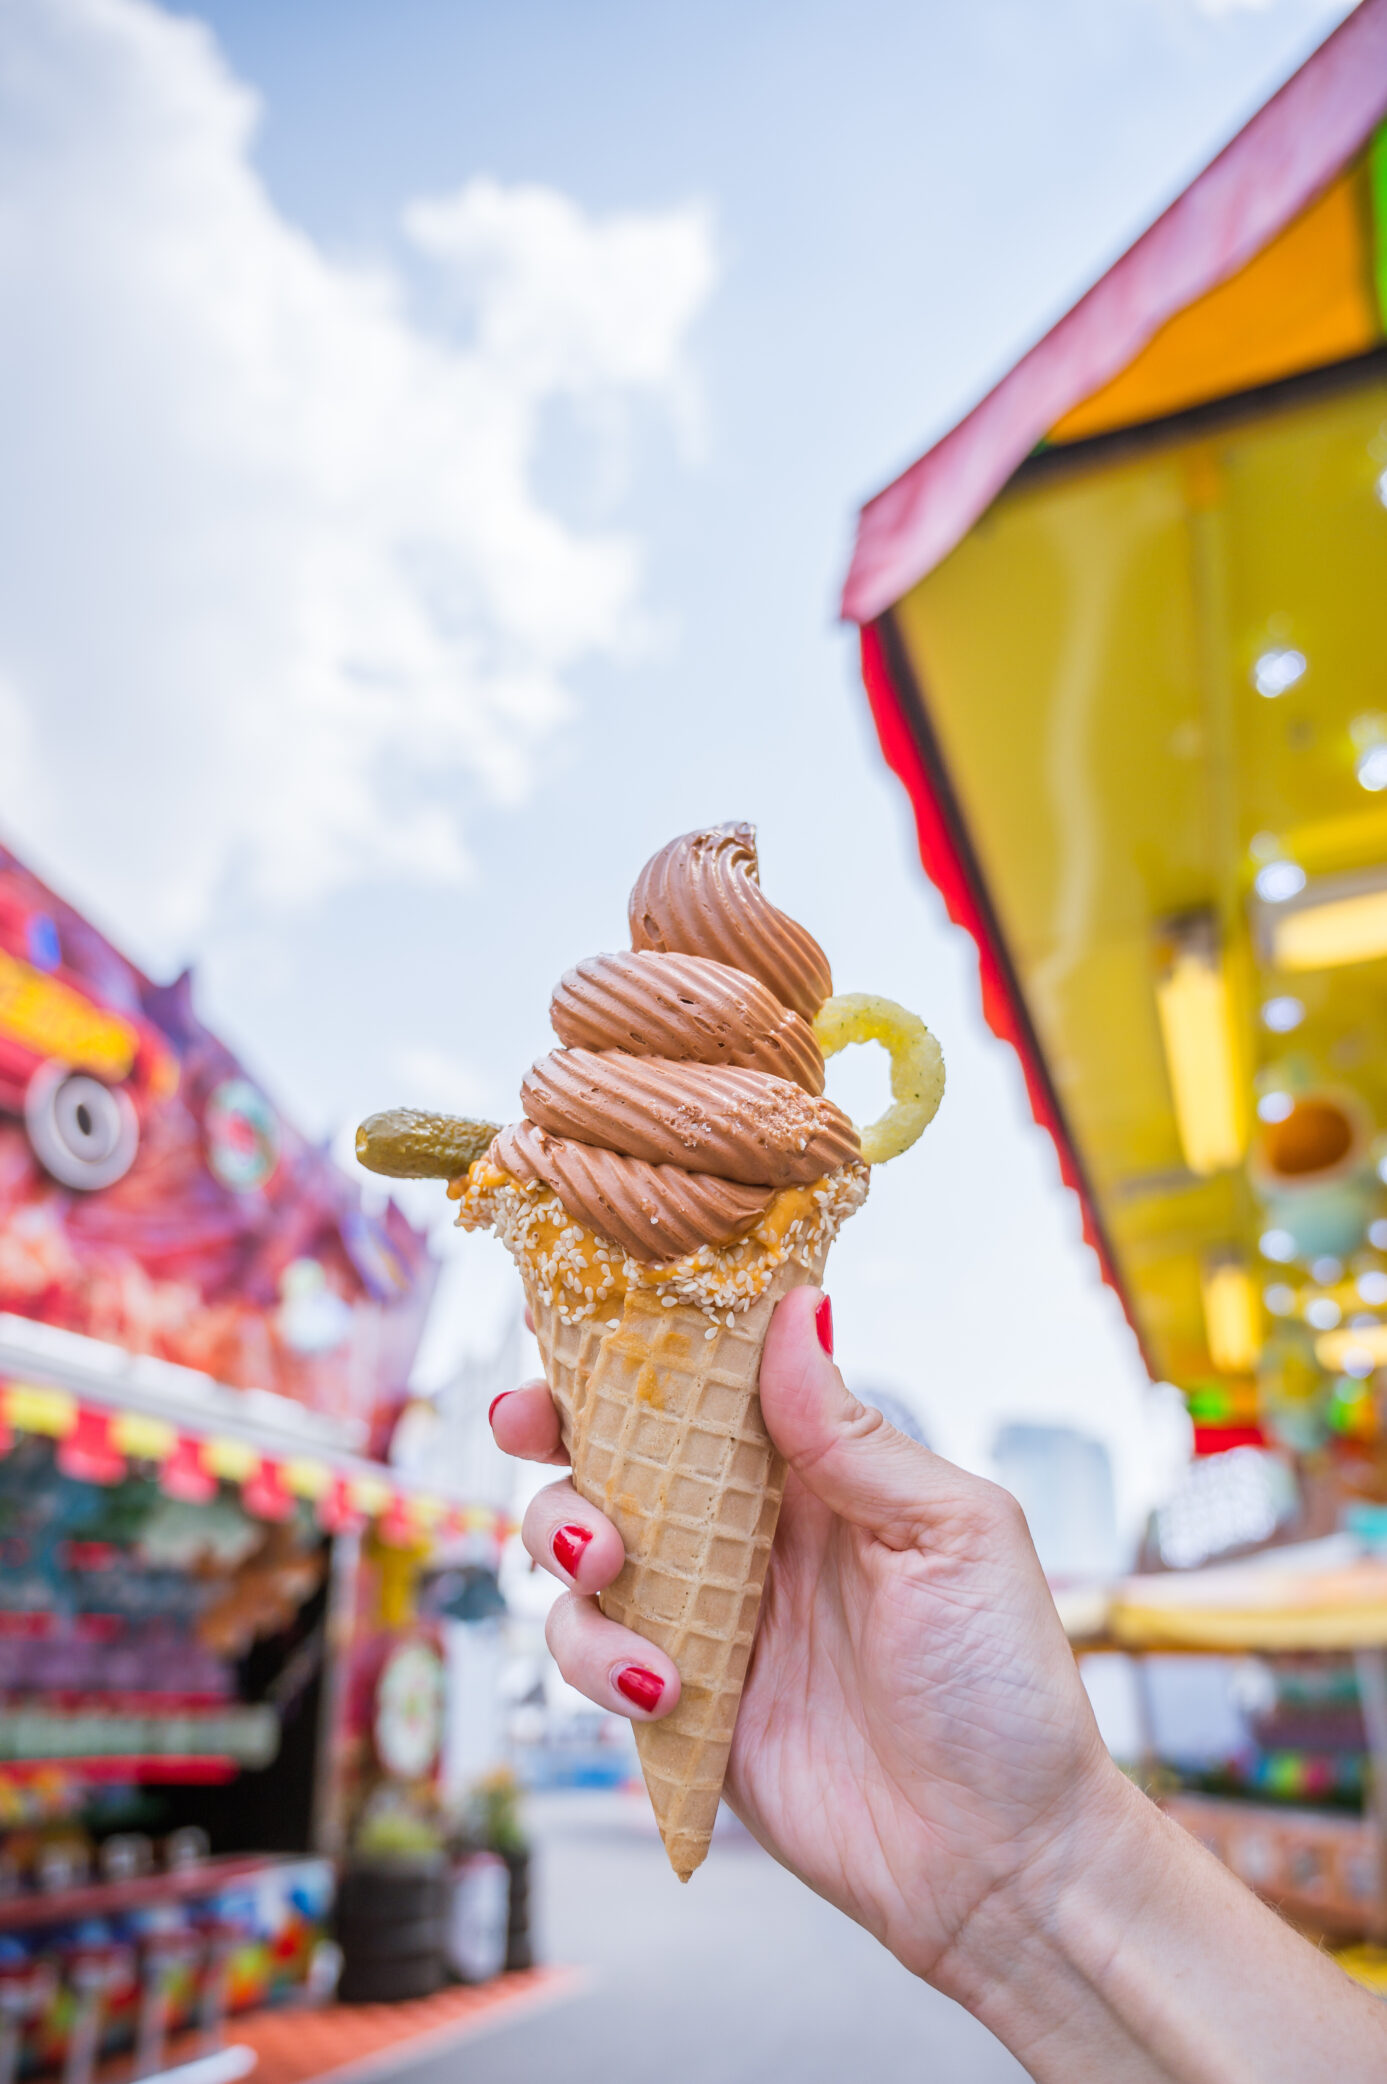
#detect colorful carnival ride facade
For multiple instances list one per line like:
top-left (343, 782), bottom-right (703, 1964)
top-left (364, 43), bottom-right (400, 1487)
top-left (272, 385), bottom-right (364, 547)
top-left (0, 843), bottom-right (514, 2076)
top-left (843, 1), bottom-right (1387, 1945)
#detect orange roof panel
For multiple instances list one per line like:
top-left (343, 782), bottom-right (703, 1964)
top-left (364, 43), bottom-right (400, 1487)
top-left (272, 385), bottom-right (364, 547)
top-left (1050, 161), bottom-right (1380, 445)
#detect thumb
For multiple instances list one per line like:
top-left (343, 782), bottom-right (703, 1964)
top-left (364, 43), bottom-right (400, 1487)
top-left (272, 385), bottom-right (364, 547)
top-left (759, 1287), bottom-right (980, 1549)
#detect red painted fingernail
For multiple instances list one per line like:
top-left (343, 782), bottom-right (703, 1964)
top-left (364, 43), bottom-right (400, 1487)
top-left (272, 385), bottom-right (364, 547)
top-left (488, 1392), bottom-right (511, 1427)
top-left (552, 1523), bottom-right (592, 1578)
top-left (615, 1665), bottom-right (664, 1713)
top-left (815, 1294), bottom-right (834, 1357)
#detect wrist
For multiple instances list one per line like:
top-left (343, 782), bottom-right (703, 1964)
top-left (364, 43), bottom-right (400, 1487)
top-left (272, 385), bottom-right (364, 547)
top-left (930, 1757), bottom-right (1172, 2079)
top-left (932, 1755), bottom-right (1387, 2084)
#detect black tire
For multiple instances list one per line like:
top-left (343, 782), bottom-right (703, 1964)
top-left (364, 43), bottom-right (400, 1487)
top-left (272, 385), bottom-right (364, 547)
top-left (337, 1874), bottom-right (446, 1924)
top-left (336, 1913), bottom-right (443, 1962)
top-left (337, 1952), bottom-right (444, 2004)
top-left (504, 1849), bottom-right (533, 1972)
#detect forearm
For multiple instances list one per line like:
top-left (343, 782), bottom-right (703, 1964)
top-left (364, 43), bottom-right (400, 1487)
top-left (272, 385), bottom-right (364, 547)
top-left (936, 1764), bottom-right (1387, 2084)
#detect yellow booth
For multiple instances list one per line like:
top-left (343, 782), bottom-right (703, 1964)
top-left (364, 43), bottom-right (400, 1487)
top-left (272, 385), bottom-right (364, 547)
top-left (844, 0), bottom-right (1387, 1481)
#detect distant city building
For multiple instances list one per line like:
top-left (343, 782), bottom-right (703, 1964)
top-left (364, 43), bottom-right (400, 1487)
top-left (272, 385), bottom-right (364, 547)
top-left (992, 1423), bottom-right (1122, 1580)
top-left (859, 1387), bottom-right (931, 1448)
top-left (394, 1310), bottom-right (528, 1510)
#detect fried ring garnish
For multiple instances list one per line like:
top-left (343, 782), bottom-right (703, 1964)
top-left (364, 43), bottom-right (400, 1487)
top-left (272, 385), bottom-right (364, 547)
top-left (813, 993), bottom-right (944, 1163)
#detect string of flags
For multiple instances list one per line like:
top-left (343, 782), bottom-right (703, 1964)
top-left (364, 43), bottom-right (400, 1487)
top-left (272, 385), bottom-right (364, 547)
top-left (0, 1378), bottom-right (510, 1552)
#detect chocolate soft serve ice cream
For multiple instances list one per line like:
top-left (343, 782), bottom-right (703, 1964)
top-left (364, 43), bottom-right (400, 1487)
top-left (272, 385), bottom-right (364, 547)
top-left (501, 827), bottom-right (858, 1256)
top-left (453, 824), bottom-right (871, 1319)
top-left (357, 823), bottom-right (944, 1880)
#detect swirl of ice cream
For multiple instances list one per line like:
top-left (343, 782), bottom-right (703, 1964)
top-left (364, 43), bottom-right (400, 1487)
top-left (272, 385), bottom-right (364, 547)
top-left (628, 823), bottom-right (832, 1020)
top-left (551, 950), bottom-right (824, 1093)
top-left (522, 1050), bottom-right (856, 1185)
top-left (494, 1121), bottom-right (775, 1262)
top-left (492, 825), bottom-right (857, 1261)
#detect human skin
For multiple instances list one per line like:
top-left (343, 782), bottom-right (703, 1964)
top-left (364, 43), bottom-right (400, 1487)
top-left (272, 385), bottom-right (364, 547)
top-left (493, 1286), bottom-right (1387, 2082)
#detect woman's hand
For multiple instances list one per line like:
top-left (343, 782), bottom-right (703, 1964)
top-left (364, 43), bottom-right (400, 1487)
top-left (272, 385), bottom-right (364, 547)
top-left (495, 1287), bottom-right (1387, 2082)
top-left (493, 1283), bottom-right (1119, 1979)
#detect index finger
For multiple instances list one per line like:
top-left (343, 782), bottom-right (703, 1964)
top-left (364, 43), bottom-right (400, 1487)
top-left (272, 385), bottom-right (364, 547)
top-left (490, 1380), bottom-right (568, 1465)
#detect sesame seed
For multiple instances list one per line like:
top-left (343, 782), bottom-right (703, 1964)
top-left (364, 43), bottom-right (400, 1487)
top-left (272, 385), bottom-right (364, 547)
top-left (464, 1162), bottom-right (867, 1328)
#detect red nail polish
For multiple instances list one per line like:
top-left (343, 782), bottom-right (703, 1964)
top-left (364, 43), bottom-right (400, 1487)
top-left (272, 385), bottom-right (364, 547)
top-left (488, 1392), bottom-right (510, 1427)
top-left (615, 1665), bottom-right (664, 1713)
top-left (815, 1293), bottom-right (834, 1357)
top-left (552, 1523), bottom-right (592, 1578)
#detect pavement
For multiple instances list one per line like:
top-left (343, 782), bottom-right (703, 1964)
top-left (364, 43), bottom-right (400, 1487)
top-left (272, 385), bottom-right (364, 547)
top-left (393, 1790), bottom-right (1030, 2084)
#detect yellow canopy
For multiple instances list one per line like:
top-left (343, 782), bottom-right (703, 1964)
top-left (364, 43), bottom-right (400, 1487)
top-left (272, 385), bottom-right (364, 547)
top-left (846, 9), bottom-right (1387, 1424)
top-left (1094, 1549), bottom-right (1387, 1652)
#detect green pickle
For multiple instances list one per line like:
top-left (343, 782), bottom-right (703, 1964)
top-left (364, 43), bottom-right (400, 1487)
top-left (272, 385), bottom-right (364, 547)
top-left (355, 1108), bottom-right (499, 1180)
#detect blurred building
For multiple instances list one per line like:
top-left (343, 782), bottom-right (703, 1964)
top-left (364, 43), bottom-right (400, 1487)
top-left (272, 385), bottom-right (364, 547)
top-left (859, 1385), bottom-right (931, 1446)
top-left (993, 1422), bottom-right (1122, 1580)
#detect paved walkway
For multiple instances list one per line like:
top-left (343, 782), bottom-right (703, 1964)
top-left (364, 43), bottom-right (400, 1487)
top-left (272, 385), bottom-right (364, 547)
top-left (393, 1791), bottom-right (1029, 2084)
top-left (94, 1972), bottom-right (580, 2084)
top-left (215, 1970), bottom-right (581, 2084)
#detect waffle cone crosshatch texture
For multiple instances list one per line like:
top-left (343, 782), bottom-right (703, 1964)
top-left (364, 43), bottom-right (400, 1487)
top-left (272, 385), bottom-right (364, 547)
top-left (538, 1253), bottom-right (826, 1881)
top-left (358, 824), bottom-right (944, 1877)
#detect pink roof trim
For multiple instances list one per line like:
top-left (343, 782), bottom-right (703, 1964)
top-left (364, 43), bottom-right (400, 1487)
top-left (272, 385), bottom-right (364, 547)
top-left (842, 0), bottom-right (1387, 625)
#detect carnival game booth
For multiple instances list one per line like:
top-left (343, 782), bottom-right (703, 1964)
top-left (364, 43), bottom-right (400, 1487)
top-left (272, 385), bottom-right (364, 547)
top-left (0, 842), bottom-right (512, 2076)
top-left (841, 1), bottom-right (1387, 1937)
top-left (1058, 1533), bottom-right (1387, 1955)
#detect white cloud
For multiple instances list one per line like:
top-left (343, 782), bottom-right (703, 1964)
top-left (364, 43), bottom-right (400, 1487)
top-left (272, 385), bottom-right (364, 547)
top-left (390, 1044), bottom-right (504, 1120)
top-left (405, 179), bottom-right (715, 403)
top-left (0, 0), bottom-right (714, 955)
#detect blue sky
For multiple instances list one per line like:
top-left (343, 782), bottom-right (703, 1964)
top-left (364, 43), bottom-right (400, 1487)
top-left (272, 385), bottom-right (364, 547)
top-left (0, 0), bottom-right (1355, 1530)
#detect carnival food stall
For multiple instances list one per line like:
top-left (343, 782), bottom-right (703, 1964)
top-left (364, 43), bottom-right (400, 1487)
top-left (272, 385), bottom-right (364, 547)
top-left (1058, 1534), bottom-right (1387, 1941)
top-left (840, 0), bottom-right (1387, 1940)
top-left (0, 840), bottom-right (512, 2074)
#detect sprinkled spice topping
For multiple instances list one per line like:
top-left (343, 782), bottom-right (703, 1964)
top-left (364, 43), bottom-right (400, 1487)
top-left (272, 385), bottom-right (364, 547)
top-left (450, 1157), bottom-right (868, 1326)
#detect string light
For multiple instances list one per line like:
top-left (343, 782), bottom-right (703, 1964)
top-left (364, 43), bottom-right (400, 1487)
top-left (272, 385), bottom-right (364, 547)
top-left (1254, 861), bottom-right (1306, 903)
top-left (1260, 1229), bottom-right (1297, 1263)
top-left (1261, 997), bottom-right (1304, 1033)
top-left (1252, 648), bottom-right (1306, 698)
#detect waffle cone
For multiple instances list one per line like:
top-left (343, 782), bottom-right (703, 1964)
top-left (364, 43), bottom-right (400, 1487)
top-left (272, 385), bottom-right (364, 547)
top-left (525, 1245), bottom-right (828, 1880)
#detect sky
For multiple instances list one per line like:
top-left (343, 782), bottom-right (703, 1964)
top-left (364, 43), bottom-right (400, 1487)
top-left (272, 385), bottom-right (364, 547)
top-left (0, 0), bottom-right (1358, 1541)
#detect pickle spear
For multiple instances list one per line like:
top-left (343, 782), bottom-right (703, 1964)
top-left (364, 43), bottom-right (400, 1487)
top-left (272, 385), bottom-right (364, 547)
top-left (356, 1109), bottom-right (499, 1180)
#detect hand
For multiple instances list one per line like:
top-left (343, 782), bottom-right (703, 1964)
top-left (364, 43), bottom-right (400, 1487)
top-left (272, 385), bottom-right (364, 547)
top-left (492, 1283), bottom-right (1120, 1981)
top-left (497, 1288), bottom-right (1387, 2083)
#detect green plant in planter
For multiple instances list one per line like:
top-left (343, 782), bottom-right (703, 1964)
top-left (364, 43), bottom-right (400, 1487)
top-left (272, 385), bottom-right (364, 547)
top-left (462, 1768), bottom-right (528, 1856)
top-left (354, 1801), bottom-right (443, 1860)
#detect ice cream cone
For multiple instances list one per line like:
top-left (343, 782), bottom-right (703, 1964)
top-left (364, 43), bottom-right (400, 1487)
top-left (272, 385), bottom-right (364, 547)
top-left (367, 826), bottom-right (942, 1882)
top-left (525, 1243), bottom-right (827, 1880)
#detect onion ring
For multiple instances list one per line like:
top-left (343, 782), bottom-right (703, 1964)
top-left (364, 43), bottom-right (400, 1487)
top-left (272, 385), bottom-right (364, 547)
top-left (813, 993), bottom-right (945, 1163)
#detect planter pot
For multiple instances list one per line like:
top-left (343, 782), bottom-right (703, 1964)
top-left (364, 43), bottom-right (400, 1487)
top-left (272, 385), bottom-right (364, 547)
top-left (503, 1848), bottom-right (533, 1973)
top-left (335, 1855), bottom-right (447, 2005)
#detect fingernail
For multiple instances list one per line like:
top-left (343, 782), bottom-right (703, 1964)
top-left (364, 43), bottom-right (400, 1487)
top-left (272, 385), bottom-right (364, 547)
top-left (488, 1392), bottom-right (511, 1427)
top-left (815, 1293), bottom-right (834, 1358)
top-left (615, 1665), bottom-right (665, 1713)
top-left (551, 1523), bottom-right (592, 1578)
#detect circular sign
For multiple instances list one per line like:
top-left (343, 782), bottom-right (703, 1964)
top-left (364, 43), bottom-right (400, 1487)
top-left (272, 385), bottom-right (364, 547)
top-left (205, 1077), bottom-right (280, 1192)
top-left (374, 1640), bottom-right (445, 1782)
top-left (25, 1063), bottom-right (139, 1191)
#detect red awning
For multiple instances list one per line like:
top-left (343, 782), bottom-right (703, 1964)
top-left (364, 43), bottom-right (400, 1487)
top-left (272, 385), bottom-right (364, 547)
top-left (858, 619), bottom-right (1154, 1368)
